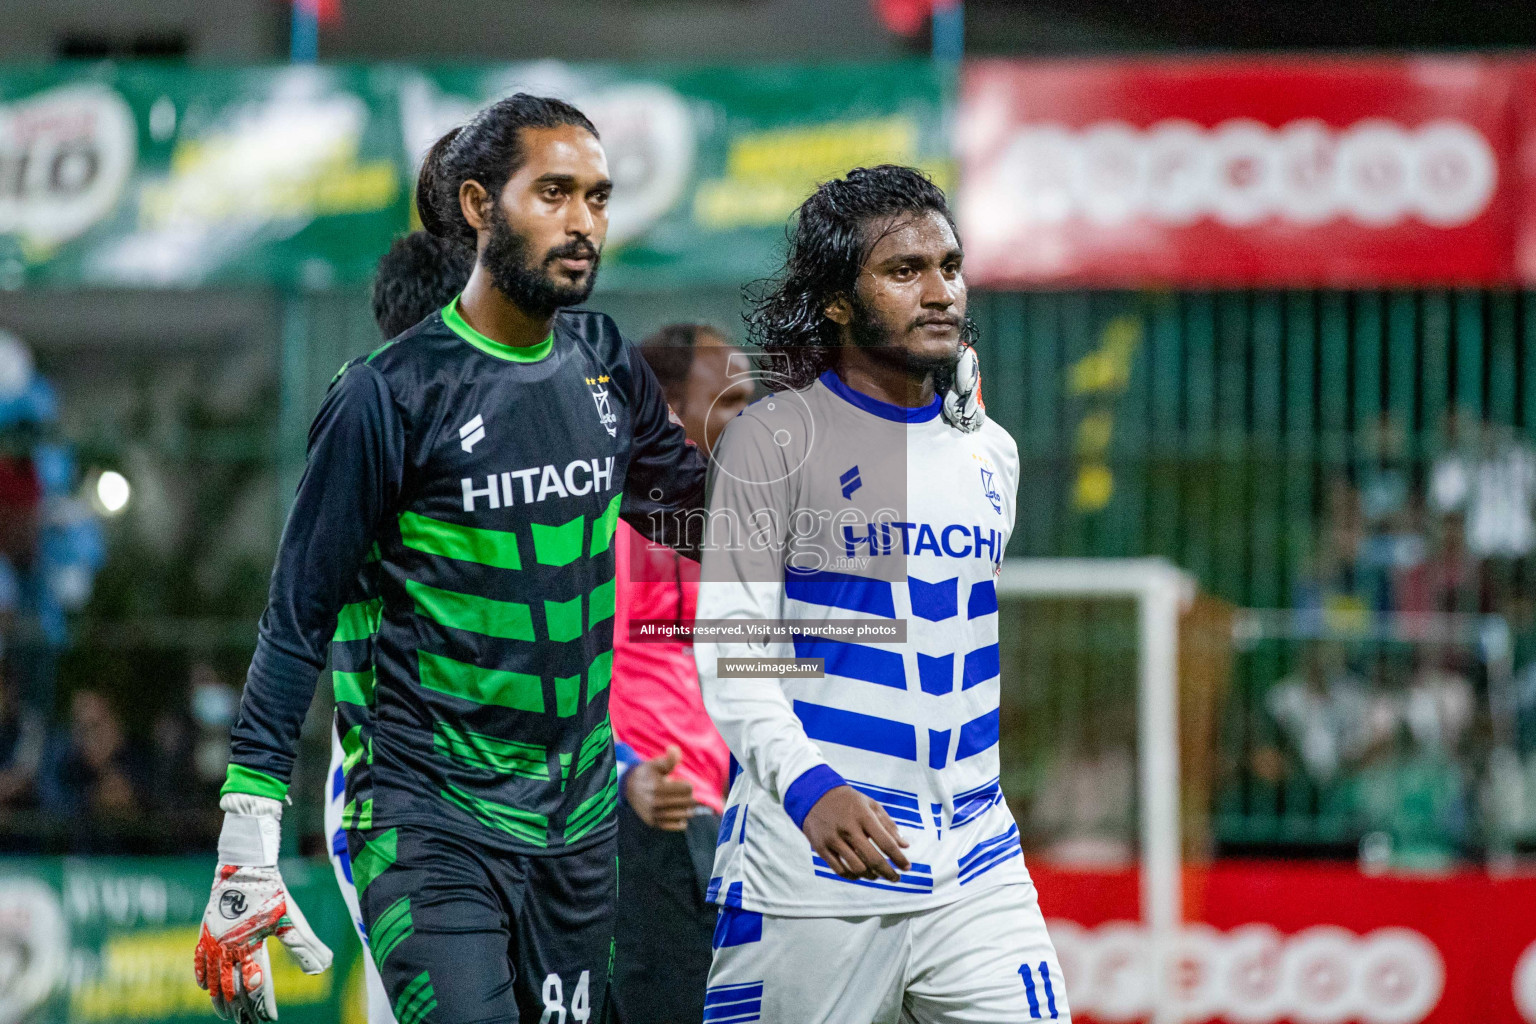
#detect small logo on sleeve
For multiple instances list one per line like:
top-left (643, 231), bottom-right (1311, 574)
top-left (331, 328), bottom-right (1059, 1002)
top-left (459, 414), bottom-right (486, 453)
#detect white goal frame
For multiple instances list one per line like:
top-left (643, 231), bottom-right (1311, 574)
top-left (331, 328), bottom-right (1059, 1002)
top-left (997, 558), bottom-right (1196, 1024)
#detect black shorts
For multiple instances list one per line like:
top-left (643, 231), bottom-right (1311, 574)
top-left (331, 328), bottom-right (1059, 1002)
top-left (348, 824), bottom-right (617, 1024)
top-left (612, 802), bottom-right (719, 1024)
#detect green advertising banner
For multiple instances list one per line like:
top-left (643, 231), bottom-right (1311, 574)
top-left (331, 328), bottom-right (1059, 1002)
top-left (0, 857), bottom-right (364, 1024)
top-left (0, 65), bottom-right (408, 289)
top-left (397, 62), bottom-right (953, 291)
top-left (0, 61), bottom-right (949, 291)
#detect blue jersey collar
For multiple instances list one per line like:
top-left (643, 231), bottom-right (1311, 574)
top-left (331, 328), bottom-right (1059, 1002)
top-left (819, 369), bottom-right (942, 424)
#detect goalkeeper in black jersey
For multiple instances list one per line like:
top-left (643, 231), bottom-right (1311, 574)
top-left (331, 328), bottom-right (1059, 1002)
top-left (194, 94), bottom-right (708, 1024)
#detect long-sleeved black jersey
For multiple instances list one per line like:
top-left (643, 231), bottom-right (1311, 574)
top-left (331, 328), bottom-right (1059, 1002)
top-left (223, 300), bottom-right (708, 854)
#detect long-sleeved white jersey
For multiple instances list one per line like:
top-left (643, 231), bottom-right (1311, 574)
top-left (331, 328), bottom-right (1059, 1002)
top-left (695, 369), bottom-right (1029, 917)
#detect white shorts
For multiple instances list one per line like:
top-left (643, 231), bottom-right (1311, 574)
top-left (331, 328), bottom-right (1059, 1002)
top-left (705, 881), bottom-right (1069, 1024)
top-left (325, 728), bottom-right (396, 1024)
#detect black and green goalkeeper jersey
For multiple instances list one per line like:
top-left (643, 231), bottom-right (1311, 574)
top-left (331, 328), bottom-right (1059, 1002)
top-left (223, 299), bottom-right (707, 855)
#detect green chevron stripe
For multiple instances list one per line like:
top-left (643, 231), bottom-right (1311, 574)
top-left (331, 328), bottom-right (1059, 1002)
top-left (433, 722), bottom-right (547, 780)
top-left (333, 598), bottom-right (383, 642)
top-left (441, 783), bottom-right (549, 847)
top-left (417, 650), bottom-right (543, 712)
top-left (332, 668), bottom-right (376, 707)
top-left (407, 579), bottom-right (534, 641)
top-left (576, 716), bottom-right (612, 778)
top-left (400, 511), bottom-right (520, 570)
top-left (564, 767), bottom-right (619, 843)
top-left (369, 896), bottom-right (413, 969)
top-left (352, 828), bottom-right (398, 894)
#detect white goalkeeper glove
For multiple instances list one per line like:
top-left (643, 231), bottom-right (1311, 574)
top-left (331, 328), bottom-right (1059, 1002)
top-left (942, 343), bottom-right (986, 434)
top-left (194, 793), bottom-right (333, 1022)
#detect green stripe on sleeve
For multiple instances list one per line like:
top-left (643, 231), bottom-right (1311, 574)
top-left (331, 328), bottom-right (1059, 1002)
top-left (564, 767), bottom-right (619, 843)
top-left (333, 668), bottom-right (376, 707)
top-left (400, 511), bottom-right (521, 570)
top-left (532, 514), bottom-right (585, 567)
top-left (588, 576), bottom-right (616, 628)
top-left (220, 764), bottom-right (289, 801)
top-left (590, 493), bottom-right (622, 556)
top-left (407, 579), bottom-right (535, 641)
top-left (441, 783), bottom-right (549, 846)
top-left (433, 722), bottom-right (548, 780)
top-left (417, 651), bottom-right (544, 712)
top-left (333, 598), bottom-right (383, 642)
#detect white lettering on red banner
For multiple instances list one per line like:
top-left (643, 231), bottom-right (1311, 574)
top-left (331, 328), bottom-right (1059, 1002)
top-left (977, 119), bottom-right (1496, 231)
top-left (1048, 920), bottom-right (1445, 1024)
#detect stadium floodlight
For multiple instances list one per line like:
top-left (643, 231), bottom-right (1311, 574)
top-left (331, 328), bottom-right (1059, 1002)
top-left (998, 557), bottom-right (1195, 1024)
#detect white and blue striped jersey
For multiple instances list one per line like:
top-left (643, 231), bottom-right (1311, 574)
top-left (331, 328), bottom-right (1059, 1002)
top-left (695, 370), bottom-right (1028, 917)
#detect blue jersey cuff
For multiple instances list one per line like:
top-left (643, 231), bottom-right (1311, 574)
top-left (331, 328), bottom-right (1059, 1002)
top-left (614, 742), bottom-right (641, 804)
top-left (782, 764), bottom-right (846, 829)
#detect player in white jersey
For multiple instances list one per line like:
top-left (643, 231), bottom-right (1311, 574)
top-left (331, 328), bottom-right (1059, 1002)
top-left (694, 165), bottom-right (1068, 1023)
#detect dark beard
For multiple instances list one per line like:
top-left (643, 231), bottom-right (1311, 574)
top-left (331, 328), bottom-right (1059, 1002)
top-left (481, 206), bottom-right (600, 318)
top-left (848, 299), bottom-right (958, 382)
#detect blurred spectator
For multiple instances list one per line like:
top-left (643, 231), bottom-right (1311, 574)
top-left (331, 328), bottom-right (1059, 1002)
top-left (1395, 512), bottom-right (1484, 618)
top-left (0, 332), bottom-right (101, 722)
top-left (1403, 646), bottom-right (1475, 755)
top-left (1296, 478), bottom-right (1380, 620)
top-left (38, 690), bottom-right (146, 817)
top-left (0, 673), bottom-right (44, 807)
top-left (1431, 416), bottom-right (1536, 560)
top-left (188, 662), bottom-right (238, 800)
top-left (1259, 643), bottom-right (1393, 786)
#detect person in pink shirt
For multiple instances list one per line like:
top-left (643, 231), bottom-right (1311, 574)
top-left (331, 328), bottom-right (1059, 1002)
top-left (611, 324), bottom-right (752, 1024)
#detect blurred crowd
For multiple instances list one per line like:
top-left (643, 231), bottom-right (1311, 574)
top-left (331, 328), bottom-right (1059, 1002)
top-left (1254, 413), bottom-right (1536, 863)
top-left (0, 333), bottom-right (224, 853)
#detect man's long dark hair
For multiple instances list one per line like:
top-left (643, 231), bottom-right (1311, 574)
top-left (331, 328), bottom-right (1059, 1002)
top-left (744, 164), bottom-right (974, 392)
top-left (415, 93), bottom-right (599, 247)
top-left (371, 231), bottom-right (474, 338)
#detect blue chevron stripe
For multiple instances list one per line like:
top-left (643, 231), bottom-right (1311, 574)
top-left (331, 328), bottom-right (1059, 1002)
top-left (848, 779), bottom-right (924, 827)
top-left (956, 708), bottom-right (1000, 760)
top-left (908, 576), bottom-right (959, 622)
top-left (794, 701), bottom-right (917, 761)
top-left (792, 636), bottom-right (905, 689)
top-left (704, 981), bottom-right (763, 1023)
top-left (968, 579), bottom-right (999, 619)
top-left (958, 824), bottom-right (1023, 884)
top-left (813, 857), bottom-right (934, 893)
top-left (951, 777), bottom-right (1003, 827)
top-left (962, 643), bottom-right (1000, 689)
top-left (785, 567), bottom-right (895, 617)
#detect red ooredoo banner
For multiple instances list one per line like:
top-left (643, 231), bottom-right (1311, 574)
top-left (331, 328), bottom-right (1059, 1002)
top-left (1030, 861), bottom-right (1536, 1024)
top-left (958, 58), bottom-right (1526, 287)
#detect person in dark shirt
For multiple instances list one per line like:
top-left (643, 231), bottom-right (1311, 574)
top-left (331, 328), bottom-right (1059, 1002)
top-left (194, 95), bottom-right (709, 1024)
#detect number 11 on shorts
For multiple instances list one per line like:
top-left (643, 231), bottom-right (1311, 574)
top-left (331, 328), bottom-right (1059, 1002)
top-left (1018, 961), bottom-right (1059, 1019)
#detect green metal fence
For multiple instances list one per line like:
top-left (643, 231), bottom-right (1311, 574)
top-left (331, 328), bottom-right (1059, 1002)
top-left (971, 290), bottom-right (1536, 604)
top-left (972, 290), bottom-right (1536, 862)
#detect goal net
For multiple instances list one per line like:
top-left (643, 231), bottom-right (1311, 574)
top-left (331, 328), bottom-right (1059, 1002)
top-left (996, 558), bottom-right (1213, 1024)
